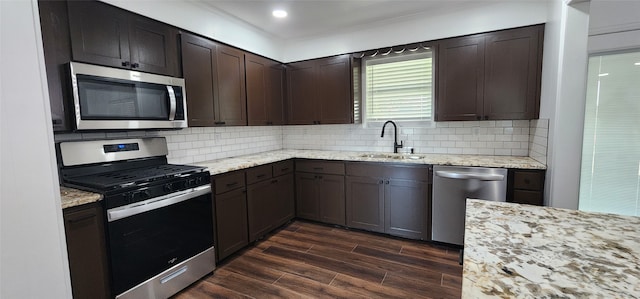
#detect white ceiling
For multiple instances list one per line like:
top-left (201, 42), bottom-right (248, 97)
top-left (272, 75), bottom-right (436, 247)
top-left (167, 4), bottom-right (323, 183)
top-left (199, 0), bottom-right (470, 40)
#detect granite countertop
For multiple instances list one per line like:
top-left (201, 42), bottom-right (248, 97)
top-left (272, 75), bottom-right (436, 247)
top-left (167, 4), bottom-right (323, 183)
top-left (462, 199), bottom-right (640, 298)
top-left (60, 150), bottom-right (545, 209)
top-left (60, 186), bottom-right (102, 209)
top-left (195, 149), bottom-right (546, 175)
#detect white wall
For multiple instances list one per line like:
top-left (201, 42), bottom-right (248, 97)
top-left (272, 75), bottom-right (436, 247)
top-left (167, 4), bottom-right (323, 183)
top-left (0, 1), bottom-right (72, 298)
top-left (587, 0), bottom-right (640, 53)
top-left (540, 1), bottom-right (591, 209)
top-left (282, 1), bottom-right (548, 62)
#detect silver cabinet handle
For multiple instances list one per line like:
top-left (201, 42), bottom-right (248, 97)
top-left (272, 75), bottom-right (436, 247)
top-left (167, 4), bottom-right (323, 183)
top-left (107, 185), bottom-right (211, 222)
top-left (167, 86), bottom-right (176, 120)
top-left (435, 171), bottom-right (504, 181)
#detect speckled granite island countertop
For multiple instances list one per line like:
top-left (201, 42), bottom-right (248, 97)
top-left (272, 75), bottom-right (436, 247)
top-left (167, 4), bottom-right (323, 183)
top-left (462, 199), bottom-right (640, 298)
top-left (195, 149), bottom-right (545, 175)
top-left (60, 186), bottom-right (102, 209)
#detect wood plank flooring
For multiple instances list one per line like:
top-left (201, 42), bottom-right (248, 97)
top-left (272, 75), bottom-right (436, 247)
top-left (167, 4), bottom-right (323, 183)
top-left (173, 221), bottom-right (462, 299)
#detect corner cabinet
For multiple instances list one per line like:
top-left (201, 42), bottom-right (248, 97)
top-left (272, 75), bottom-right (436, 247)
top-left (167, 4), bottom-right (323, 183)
top-left (346, 162), bottom-right (431, 240)
top-left (63, 203), bottom-right (111, 299)
top-left (181, 33), bottom-right (247, 127)
top-left (245, 54), bottom-right (286, 126)
top-left (436, 24), bottom-right (544, 121)
top-left (67, 0), bottom-right (180, 77)
top-left (295, 160), bottom-right (346, 225)
top-left (246, 161), bottom-right (295, 241)
top-left (287, 55), bottom-right (355, 125)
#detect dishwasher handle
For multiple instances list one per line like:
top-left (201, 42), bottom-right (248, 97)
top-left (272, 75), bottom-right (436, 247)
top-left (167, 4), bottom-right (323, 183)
top-left (435, 170), bottom-right (505, 181)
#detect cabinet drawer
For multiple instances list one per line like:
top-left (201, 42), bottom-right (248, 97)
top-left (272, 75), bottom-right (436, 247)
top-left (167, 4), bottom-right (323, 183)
top-left (273, 160), bottom-right (293, 177)
top-left (513, 170), bottom-right (544, 190)
top-left (346, 162), bottom-right (431, 181)
top-left (246, 165), bottom-right (273, 185)
top-left (214, 171), bottom-right (246, 194)
top-left (512, 190), bottom-right (543, 206)
top-left (296, 160), bottom-right (345, 175)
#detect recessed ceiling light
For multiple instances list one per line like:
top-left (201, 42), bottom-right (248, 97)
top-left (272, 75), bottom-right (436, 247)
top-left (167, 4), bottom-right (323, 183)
top-left (272, 9), bottom-right (287, 18)
top-left (634, 62), bottom-right (640, 66)
top-left (598, 73), bottom-right (609, 77)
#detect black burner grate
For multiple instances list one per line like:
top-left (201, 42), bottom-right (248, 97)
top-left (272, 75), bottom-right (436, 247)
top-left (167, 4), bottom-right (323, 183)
top-left (65, 164), bottom-right (204, 190)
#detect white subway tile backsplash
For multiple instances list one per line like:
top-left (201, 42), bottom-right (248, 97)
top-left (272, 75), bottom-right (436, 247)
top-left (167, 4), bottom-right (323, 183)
top-left (52, 118), bottom-right (549, 166)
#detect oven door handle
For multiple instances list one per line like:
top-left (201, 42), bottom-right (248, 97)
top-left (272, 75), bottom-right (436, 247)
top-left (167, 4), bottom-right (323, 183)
top-left (107, 185), bottom-right (211, 222)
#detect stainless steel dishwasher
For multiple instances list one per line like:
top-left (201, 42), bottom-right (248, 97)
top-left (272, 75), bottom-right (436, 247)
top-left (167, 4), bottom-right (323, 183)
top-left (431, 165), bottom-right (507, 246)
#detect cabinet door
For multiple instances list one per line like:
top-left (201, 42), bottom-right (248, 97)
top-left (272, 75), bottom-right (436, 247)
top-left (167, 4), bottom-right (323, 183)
top-left (38, 0), bottom-right (72, 131)
top-left (181, 33), bottom-right (218, 127)
top-left (214, 188), bottom-right (249, 261)
top-left (216, 45), bottom-right (247, 126)
top-left (346, 176), bottom-right (384, 233)
top-left (246, 54), bottom-right (285, 126)
top-left (483, 26), bottom-right (542, 120)
top-left (267, 64), bottom-right (286, 125)
top-left (273, 173), bottom-right (295, 227)
top-left (295, 173), bottom-right (320, 221)
top-left (317, 55), bottom-right (353, 124)
top-left (67, 1), bottom-right (130, 69)
top-left (436, 35), bottom-right (485, 121)
top-left (287, 60), bottom-right (317, 124)
top-left (246, 54), bottom-right (269, 126)
top-left (318, 174), bottom-right (346, 226)
top-left (63, 203), bottom-right (110, 299)
top-left (247, 179), bottom-right (276, 242)
top-left (385, 179), bottom-right (429, 240)
top-left (129, 16), bottom-right (179, 76)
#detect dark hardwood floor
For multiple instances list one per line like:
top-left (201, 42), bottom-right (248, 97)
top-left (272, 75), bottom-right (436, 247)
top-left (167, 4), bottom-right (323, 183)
top-left (173, 221), bottom-right (462, 299)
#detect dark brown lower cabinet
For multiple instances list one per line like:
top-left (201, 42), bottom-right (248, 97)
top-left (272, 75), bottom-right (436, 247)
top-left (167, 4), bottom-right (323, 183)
top-left (63, 202), bottom-right (110, 299)
top-left (384, 179), bottom-right (429, 240)
top-left (345, 176), bottom-right (384, 232)
top-left (507, 169), bottom-right (546, 206)
top-left (213, 183), bottom-right (248, 261)
top-left (346, 162), bottom-right (431, 240)
top-left (246, 173), bottom-right (294, 242)
top-left (272, 173), bottom-right (295, 227)
top-left (214, 188), bottom-right (248, 260)
top-left (295, 170), bottom-right (346, 226)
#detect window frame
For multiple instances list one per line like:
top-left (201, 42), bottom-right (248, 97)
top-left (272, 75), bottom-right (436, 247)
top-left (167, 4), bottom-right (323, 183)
top-left (360, 50), bottom-right (435, 128)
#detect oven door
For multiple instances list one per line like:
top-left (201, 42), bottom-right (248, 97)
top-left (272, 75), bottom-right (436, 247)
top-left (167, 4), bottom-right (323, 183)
top-left (69, 62), bottom-right (186, 130)
top-left (105, 185), bottom-right (214, 297)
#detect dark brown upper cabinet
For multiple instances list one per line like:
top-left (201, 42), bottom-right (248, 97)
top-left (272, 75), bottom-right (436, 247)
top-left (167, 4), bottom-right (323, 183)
top-left (436, 24), bottom-right (543, 121)
top-left (38, 0), bottom-right (73, 131)
top-left (67, 1), bottom-right (179, 77)
top-left (245, 53), bottom-right (285, 126)
top-left (181, 33), bottom-right (247, 127)
top-left (287, 54), bottom-right (354, 125)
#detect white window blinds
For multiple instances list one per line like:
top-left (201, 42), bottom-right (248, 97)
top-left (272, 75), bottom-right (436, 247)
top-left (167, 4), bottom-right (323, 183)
top-left (364, 52), bottom-right (433, 121)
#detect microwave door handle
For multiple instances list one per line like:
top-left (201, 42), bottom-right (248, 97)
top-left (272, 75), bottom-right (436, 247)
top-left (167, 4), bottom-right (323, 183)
top-left (167, 86), bottom-right (177, 120)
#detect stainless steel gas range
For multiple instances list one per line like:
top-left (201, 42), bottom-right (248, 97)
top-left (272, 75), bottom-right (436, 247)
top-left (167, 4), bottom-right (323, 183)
top-left (58, 137), bottom-right (214, 299)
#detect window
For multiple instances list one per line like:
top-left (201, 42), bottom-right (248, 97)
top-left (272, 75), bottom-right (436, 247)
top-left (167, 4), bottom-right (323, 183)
top-left (363, 51), bottom-right (433, 122)
top-left (579, 50), bottom-right (640, 216)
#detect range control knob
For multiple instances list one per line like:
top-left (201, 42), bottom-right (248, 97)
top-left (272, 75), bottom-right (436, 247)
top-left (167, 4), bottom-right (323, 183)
top-left (187, 179), bottom-right (196, 187)
top-left (163, 183), bottom-right (173, 192)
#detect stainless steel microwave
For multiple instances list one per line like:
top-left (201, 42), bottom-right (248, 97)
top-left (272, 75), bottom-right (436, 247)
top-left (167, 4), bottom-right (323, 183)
top-left (69, 62), bottom-right (187, 130)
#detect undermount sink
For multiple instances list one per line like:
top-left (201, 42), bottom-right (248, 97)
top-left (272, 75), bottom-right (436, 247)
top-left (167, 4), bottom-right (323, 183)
top-left (359, 153), bottom-right (424, 160)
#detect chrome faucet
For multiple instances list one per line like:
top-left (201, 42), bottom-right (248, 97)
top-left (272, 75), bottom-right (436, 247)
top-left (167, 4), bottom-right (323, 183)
top-left (381, 120), bottom-right (403, 153)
